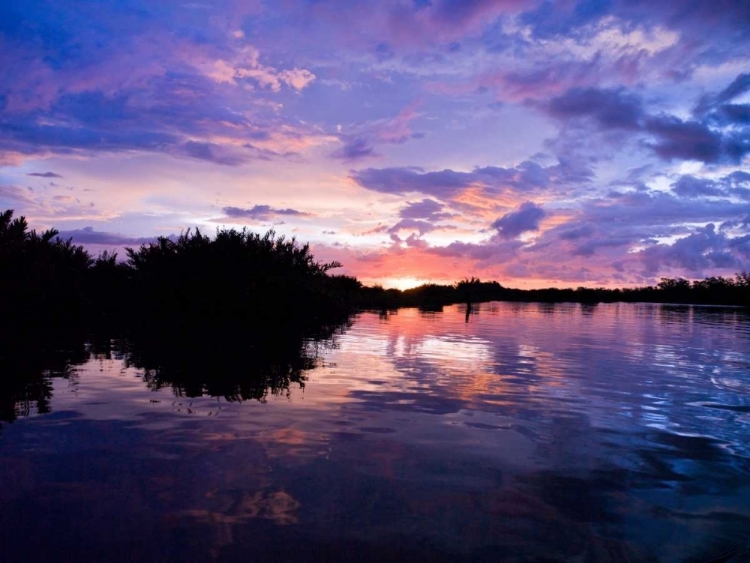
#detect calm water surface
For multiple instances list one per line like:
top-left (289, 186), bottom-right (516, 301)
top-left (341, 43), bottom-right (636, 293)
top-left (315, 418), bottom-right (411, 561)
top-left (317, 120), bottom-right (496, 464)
top-left (1, 303), bottom-right (750, 562)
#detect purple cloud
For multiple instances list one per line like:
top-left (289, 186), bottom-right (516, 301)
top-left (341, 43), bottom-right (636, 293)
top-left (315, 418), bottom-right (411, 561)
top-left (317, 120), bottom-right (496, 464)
top-left (671, 176), bottom-right (724, 198)
top-left (388, 218), bottom-right (436, 235)
top-left (351, 160), bottom-right (573, 199)
top-left (696, 72), bottom-right (750, 116)
top-left (429, 238), bottom-right (523, 261)
top-left (332, 137), bottom-right (378, 161)
top-left (180, 141), bottom-right (249, 166)
top-left (542, 81), bottom-right (750, 164)
top-left (55, 227), bottom-right (160, 247)
top-left (546, 88), bottom-right (643, 130)
top-left (0, 185), bottom-right (35, 204)
top-left (644, 116), bottom-right (727, 163)
top-left (351, 167), bottom-right (474, 198)
top-left (27, 171), bottom-right (63, 178)
top-left (399, 199), bottom-right (452, 220)
top-left (558, 223), bottom-right (595, 241)
top-left (3, 0), bottom-right (750, 287)
top-left (665, 171), bottom-right (750, 200)
top-left (491, 201), bottom-right (545, 238)
top-left (642, 224), bottom-right (742, 274)
top-left (222, 205), bottom-right (310, 220)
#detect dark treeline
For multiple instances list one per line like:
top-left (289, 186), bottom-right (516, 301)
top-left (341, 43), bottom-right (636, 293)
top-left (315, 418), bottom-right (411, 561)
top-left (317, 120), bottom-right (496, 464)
top-left (0, 209), bottom-right (355, 336)
top-left (357, 275), bottom-right (750, 311)
top-left (1, 207), bottom-right (749, 337)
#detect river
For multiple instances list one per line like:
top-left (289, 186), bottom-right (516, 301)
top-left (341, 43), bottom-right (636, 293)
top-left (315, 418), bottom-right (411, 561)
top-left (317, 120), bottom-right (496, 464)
top-left (1, 302), bottom-right (749, 562)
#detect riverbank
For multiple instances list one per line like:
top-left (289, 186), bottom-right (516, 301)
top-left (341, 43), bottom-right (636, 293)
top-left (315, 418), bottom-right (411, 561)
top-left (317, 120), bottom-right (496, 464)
top-left (350, 276), bottom-right (750, 310)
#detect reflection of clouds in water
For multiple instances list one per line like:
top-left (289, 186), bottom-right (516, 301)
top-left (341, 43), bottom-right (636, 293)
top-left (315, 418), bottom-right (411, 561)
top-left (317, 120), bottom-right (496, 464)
top-left (254, 428), bottom-right (331, 461)
top-left (414, 336), bottom-right (494, 374)
top-left (173, 489), bottom-right (301, 552)
top-left (50, 359), bottom-right (242, 422)
top-left (2, 303), bottom-right (750, 561)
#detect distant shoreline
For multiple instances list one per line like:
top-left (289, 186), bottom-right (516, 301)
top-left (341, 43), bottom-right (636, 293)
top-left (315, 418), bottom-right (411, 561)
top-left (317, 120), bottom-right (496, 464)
top-left (355, 299), bottom-right (750, 312)
top-left (2, 208), bottom-right (749, 341)
top-left (348, 278), bottom-right (750, 310)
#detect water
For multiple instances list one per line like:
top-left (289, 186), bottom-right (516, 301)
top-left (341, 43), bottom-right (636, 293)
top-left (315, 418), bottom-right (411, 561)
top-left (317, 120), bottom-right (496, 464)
top-left (1, 302), bottom-right (749, 562)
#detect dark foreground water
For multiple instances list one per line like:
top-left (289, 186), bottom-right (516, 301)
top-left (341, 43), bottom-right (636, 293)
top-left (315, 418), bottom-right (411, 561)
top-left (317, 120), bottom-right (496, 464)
top-left (1, 303), bottom-right (750, 562)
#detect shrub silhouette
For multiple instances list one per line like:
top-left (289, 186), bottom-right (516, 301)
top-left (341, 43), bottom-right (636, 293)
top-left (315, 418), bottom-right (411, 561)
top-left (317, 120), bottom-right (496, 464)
top-left (0, 210), bottom-right (92, 336)
top-left (122, 227), bottom-right (346, 325)
top-left (2, 208), bottom-right (749, 324)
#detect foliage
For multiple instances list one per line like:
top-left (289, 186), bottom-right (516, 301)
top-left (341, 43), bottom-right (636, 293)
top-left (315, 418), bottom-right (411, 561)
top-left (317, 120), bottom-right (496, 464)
top-left (1, 207), bottom-right (749, 335)
top-left (354, 275), bottom-right (750, 310)
top-left (0, 209), bottom-right (92, 334)
top-left (122, 227), bottom-right (346, 323)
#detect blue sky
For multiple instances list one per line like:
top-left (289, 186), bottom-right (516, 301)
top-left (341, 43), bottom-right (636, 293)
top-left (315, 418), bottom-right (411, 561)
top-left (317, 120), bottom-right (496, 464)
top-left (1, 0), bottom-right (749, 288)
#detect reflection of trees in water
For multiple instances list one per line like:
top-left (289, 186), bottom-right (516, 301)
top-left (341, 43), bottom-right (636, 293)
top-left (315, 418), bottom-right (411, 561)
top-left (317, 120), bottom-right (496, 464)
top-left (0, 333), bottom-right (89, 424)
top-left (124, 336), bottom-right (317, 401)
top-left (0, 319), bottom-right (351, 422)
top-left (117, 322), bottom-right (350, 402)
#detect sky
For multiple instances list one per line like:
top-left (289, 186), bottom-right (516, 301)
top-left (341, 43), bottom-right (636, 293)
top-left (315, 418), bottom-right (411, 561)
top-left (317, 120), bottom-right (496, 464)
top-left (1, 0), bottom-right (749, 289)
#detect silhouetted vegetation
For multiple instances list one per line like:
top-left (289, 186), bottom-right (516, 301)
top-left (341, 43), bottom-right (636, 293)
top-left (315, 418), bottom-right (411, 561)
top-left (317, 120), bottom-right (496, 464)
top-left (355, 275), bottom-right (750, 311)
top-left (1, 209), bottom-right (353, 328)
top-left (2, 208), bottom-right (750, 318)
top-left (0, 209), bottom-right (92, 339)
top-left (120, 227), bottom-right (349, 324)
top-left (1, 208), bottom-right (749, 332)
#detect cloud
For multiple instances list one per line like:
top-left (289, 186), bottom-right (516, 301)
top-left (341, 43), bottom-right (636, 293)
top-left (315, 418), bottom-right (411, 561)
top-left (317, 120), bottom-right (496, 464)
top-left (55, 227), bottom-right (160, 247)
top-left (579, 189), bottom-right (750, 228)
top-left (641, 223), bottom-right (744, 274)
top-left (643, 115), bottom-right (728, 163)
top-left (3, 0), bottom-right (750, 288)
top-left (388, 218), bottom-right (436, 235)
top-left (696, 72), bottom-right (750, 116)
top-left (669, 171), bottom-right (750, 200)
top-left (543, 81), bottom-right (750, 164)
top-left (428, 237), bottom-right (524, 262)
top-left (546, 87), bottom-right (643, 130)
top-left (399, 199), bottom-right (452, 220)
top-left (351, 160), bottom-right (573, 199)
top-left (558, 223), bottom-right (595, 241)
top-left (27, 171), bottom-right (63, 178)
top-left (351, 167), bottom-right (475, 198)
top-left (0, 185), bottom-right (36, 205)
top-left (671, 176), bottom-right (724, 198)
top-left (222, 205), bottom-right (310, 220)
top-left (0, 27), bottom-right (325, 165)
top-left (277, 68), bottom-right (316, 90)
top-left (571, 236), bottom-right (632, 258)
top-left (179, 141), bottom-right (249, 166)
top-left (692, 73), bottom-right (750, 145)
top-left (0, 84), bottom-right (318, 165)
top-left (330, 101), bottom-right (422, 161)
top-left (715, 73), bottom-right (750, 103)
top-left (491, 201), bottom-right (545, 238)
top-left (292, 0), bottom-right (536, 50)
top-left (202, 46), bottom-right (316, 91)
top-left (332, 137), bottom-right (378, 161)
